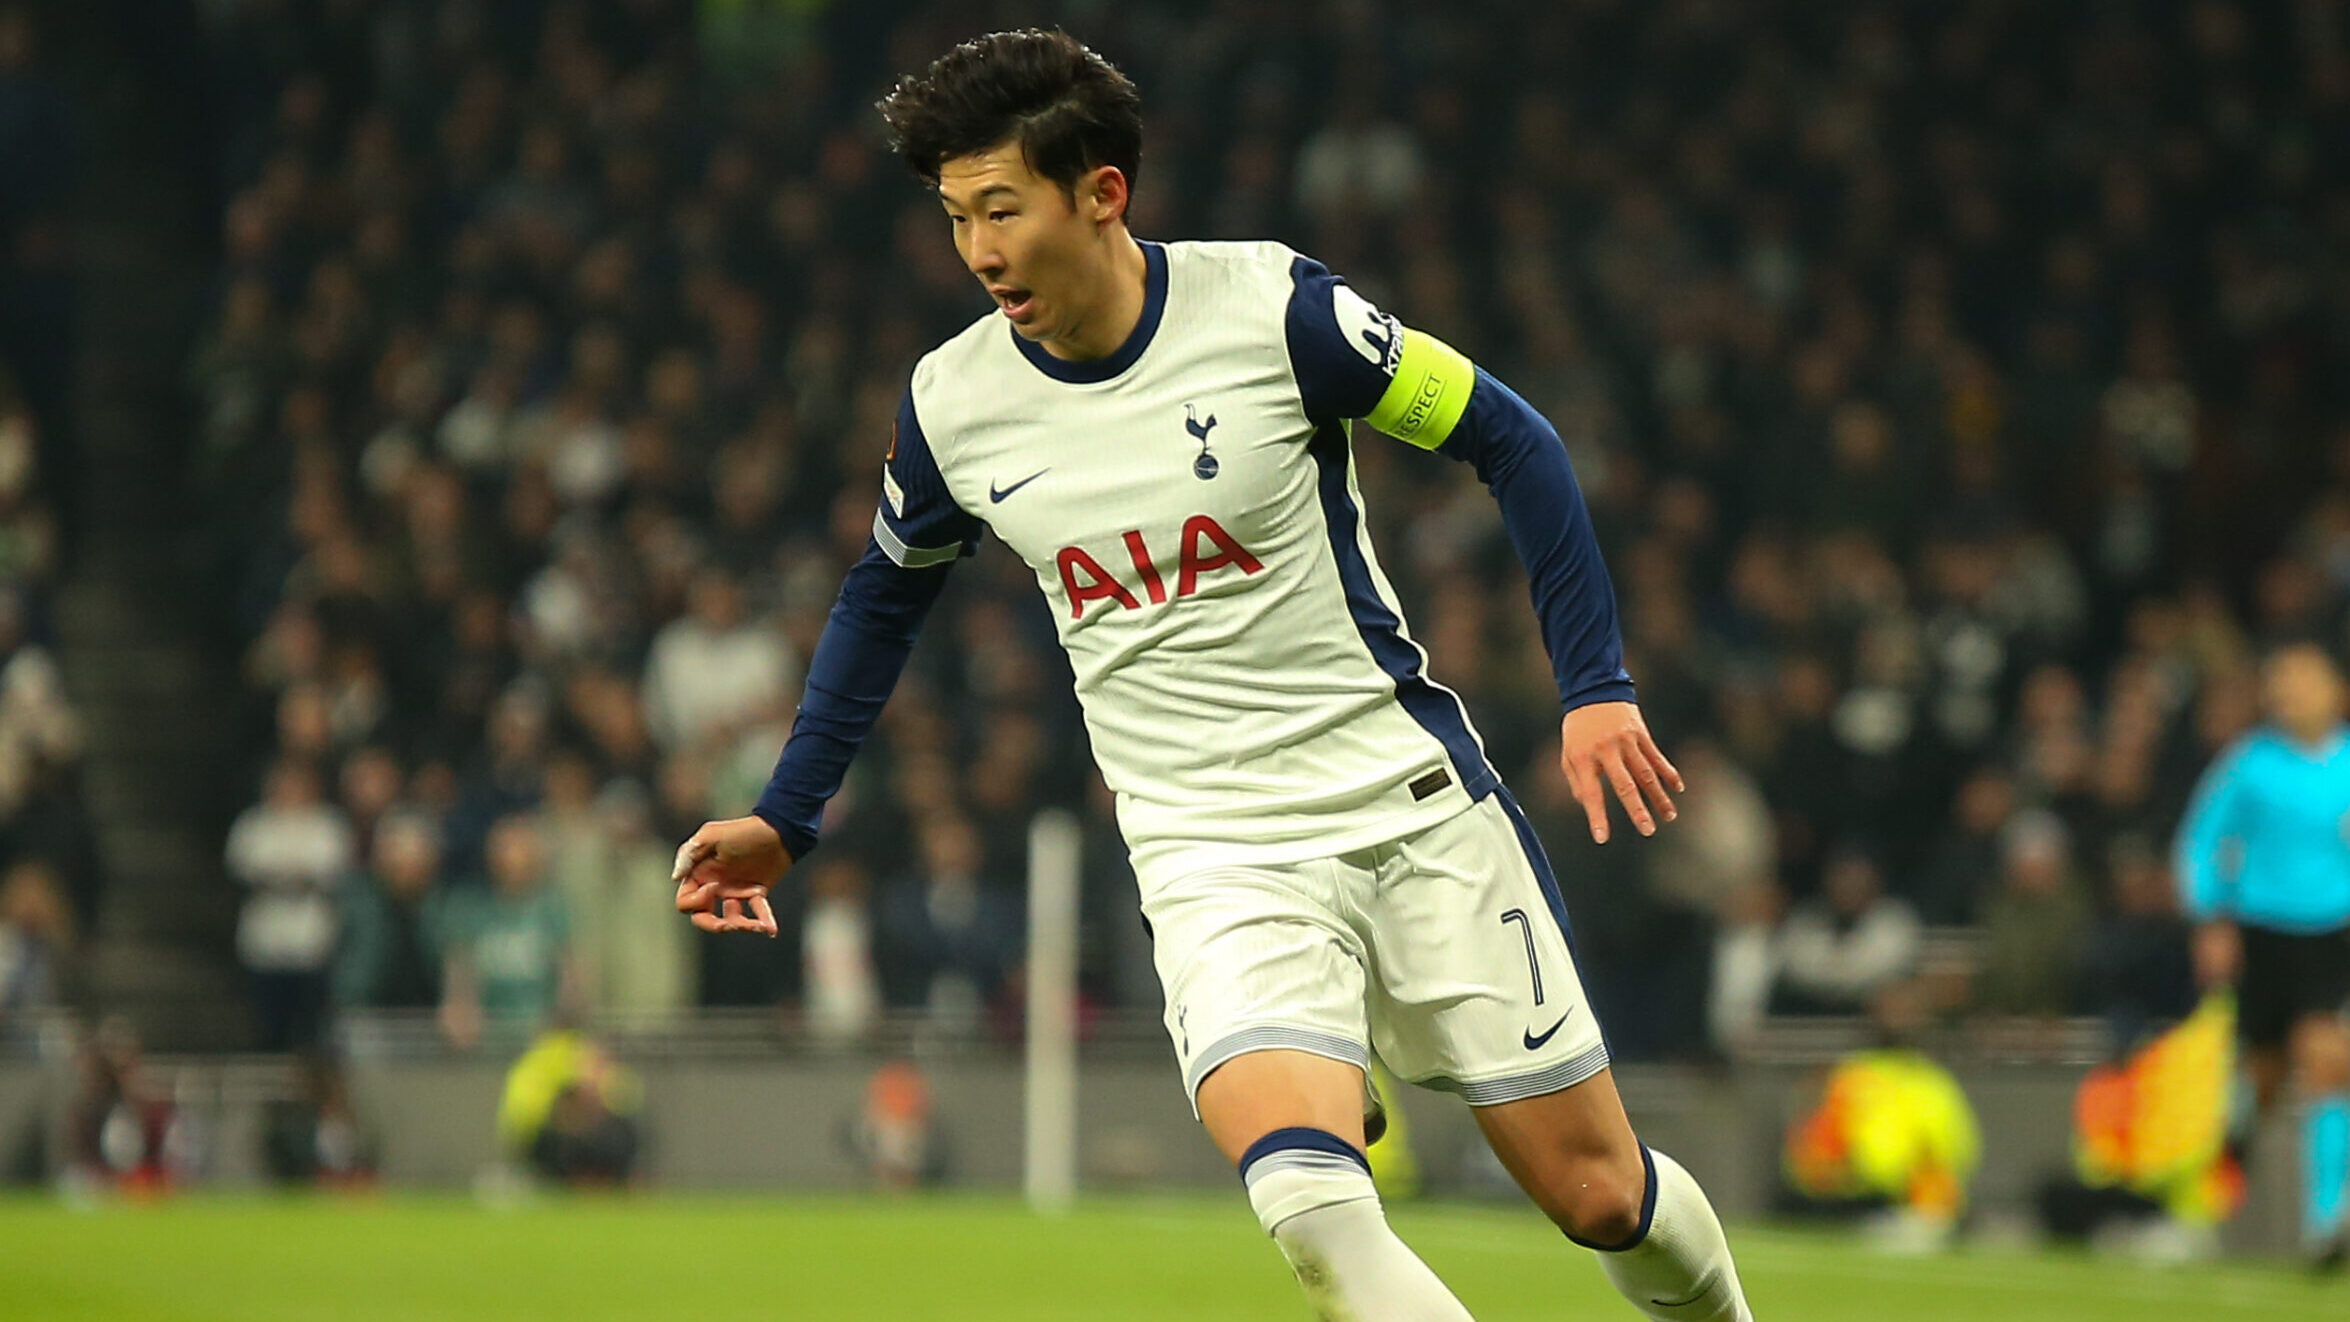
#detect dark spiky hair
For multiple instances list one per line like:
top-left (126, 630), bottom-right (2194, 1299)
top-left (877, 29), bottom-right (1142, 201)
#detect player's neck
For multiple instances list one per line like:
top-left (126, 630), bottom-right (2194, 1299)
top-left (1037, 229), bottom-right (1148, 363)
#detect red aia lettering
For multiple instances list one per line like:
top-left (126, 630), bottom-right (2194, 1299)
top-left (1058, 516), bottom-right (1264, 620)
top-left (1056, 545), bottom-right (1143, 620)
top-left (1176, 514), bottom-right (1265, 598)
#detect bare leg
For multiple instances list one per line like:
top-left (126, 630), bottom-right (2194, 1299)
top-left (1476, 1067), bottom-right (1753, 1320)
top-left (1200, 1049), bottom-right (1473, 1321)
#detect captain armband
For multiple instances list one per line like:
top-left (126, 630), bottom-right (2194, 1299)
top-left (1365, 327), bottom-right (1475, 449)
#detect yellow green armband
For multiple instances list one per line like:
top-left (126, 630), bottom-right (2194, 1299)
top-left (1366, 327), bottom-right (1475, 449)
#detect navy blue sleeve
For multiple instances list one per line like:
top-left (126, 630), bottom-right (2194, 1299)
top-left (874, 389), bottom-right (983, 567)
top-left (1286, 251), bottom-right (1633, 712)
top-left (751, 539), bottom-right (954, 860)
top-left (1438, 369), bottom-right (1636, 712)
top-left (1283, 255), bottom-right (1402, 427)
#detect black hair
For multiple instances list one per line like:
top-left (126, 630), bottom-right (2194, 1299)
top-left (877, 29), bottom-right (1142, 202)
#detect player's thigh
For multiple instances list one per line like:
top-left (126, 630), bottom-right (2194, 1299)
top-left (1360, 791), bottom-right (1607, 1105)
top-left (1140, 858), bottom-right (1372, 1124)
top-left (1195, 1048), bottom-right (1368, 1166)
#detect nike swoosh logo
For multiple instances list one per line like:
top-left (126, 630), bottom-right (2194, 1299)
top-left (1522, 1010), bottom-right (1572, 1051)
top-left (989, 469), bottom-right (1050, 504)
top-left (1652, 1269), bottom-right (1719, 1310)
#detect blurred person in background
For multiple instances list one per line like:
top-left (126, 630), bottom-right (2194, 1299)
top-left (2081, 833), bottom-right (2196, 1052)
top-left (1781, 984), bottom-right (1980, 1253)
top-left (436, 813), bottom-right (575, 1050)
top-left (2173, 642), bottom-right (2350, 1267)
top-left (1773, 845), bottom-right (1921, 1016)
top-left (496, 1025), bottom-right (641, 1188)
top-left (640, 564), bottom-right (795, 757)
top-left (443, 684), bottom-right (553, 877)
top-left (1911, 765), bottom-right (2015, 927)
top-left (332, 808), bottom-right (444, 1013)
top-left (1969, 810), bottom-right (2092, 1023)
top-left (549, 769), bottom-right (694, 1027)
top-left (226, 758), bottom-right (352, 1050)
top-left (65, 1018), bottom-right (195, 1197)
top-left (0, 585), bottom-right (96, 928)
top-left (260, 1050), bottom-right (378, 1190)
top-left (1642, 738), bottom-right (1775, 1061)
top-left (0, 858), bottom-right (68, 1045)
top-left (802, 856), bottom-right (879, 1045)
top-left (2039, 994), bottom-right (2240, 1263)
top-left (844, 1059), bottom-right (944, 1189)
top-left (873, 812), bottom-right (1018, 1036)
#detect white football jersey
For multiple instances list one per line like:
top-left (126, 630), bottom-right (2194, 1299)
top-left (875, 240), bottom-right (1495, 881)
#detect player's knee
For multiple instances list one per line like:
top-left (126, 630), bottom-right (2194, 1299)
top-left (1549, 1146), bottom-right (1654, 1250)
top-left (1239, 1127), bottom-right (1380, 1238)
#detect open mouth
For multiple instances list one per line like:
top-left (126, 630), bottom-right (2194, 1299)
top-left (993, 286), bottom-right (1035, 320)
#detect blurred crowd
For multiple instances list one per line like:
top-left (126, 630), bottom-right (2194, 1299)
top-left (184, 0), bottom-right (2350, 1060)
top-left (0, 4), bottom-right (93, 1052)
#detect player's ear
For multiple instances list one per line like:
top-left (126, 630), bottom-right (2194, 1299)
top-left (1087, 165), bottom-right (1130, 225)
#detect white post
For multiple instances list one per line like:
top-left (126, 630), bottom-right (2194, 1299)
top-left (1024, 808), bottom-right (1082, 1214)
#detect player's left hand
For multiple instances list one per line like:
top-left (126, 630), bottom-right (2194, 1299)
top-left (1559, 701), bottom-right (1682, 844)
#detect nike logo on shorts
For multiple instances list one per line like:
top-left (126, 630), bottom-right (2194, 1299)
top-left (1523, 1010), bottom-right (1572, 1051)
top-left (989, 469), bottom-right (1050, 503)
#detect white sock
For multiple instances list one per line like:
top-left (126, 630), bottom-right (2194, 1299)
top-left (1241, 1127), bottom-right (1475, 1321)
top-left (1590, 1148), bottom-right (1753, 1322)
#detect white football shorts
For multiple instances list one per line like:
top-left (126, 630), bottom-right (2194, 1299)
top-left (1139, 788), bottom-right (1609, 1116)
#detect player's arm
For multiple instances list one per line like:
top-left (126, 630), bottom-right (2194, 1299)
top-left (673, 390), bottom-right (977, 934)
top-left (2172, 741), bottom-right (2249, 986)
top-left (1284, 255), bottom-right (1677, 843)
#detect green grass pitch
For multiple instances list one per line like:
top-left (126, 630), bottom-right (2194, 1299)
top-left (0, 1192), bottom-right (2339, 1320)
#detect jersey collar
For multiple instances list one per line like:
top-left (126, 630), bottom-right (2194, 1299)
top-left (1011, 240), bottom-right (1167, 384)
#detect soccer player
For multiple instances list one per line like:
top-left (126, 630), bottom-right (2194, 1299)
top-left (2175, 642), bottom-right (2350, 1267)
top-left (672, 30), bottom-right (1754, 1320)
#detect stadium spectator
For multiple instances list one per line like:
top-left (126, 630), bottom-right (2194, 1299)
top-left (1971, 809), bottom-right (2094, 1020)
top-left (547, 768), bottom-right (694, 1025)
top-left (1641, 738), bottom-right (1776, 1058)
top-left (802, 856), bottom-right (879, 1045)
top-left (333, 809), bottom-right (444, 1013)
top-left (64, 1018), bottom-right (194, 1196)
top-left (640, 564), bottom-right (795, 757)
top-left (2080, 833), bottom-right (2196, 1050)
top-left (0, 858), bottom-right (68, 1043)
top-left (227, 758), bottom-right (353, 1050)
top-left (1773, 846), bottom-right (1922, 1016)
top-left (435, 813), bottom-right (574, 1049)
top-left (874, 813), bottom-right (1020, 1034)
top-left (260, 1051), bottom-right (379, 1189)
top-left (1911, 765), bottom-right (2014, 927)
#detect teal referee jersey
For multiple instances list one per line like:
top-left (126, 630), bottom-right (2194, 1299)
top-left (2174, 725), bottom-right (2350, 934)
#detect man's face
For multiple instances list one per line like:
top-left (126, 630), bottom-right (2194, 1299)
top-left (937, 142), bottom-right (1106, 347)
top-left (2264, 645), bottom-right (2345, 731)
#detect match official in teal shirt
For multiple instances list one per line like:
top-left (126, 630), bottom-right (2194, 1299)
top-left (2173, 642), bottom-right (2350, 1262)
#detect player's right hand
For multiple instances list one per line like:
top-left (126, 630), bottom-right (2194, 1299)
top-left (672, 816), bottom-right (793, 936)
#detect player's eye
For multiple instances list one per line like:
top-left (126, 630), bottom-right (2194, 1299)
top-left (989, 210), bottom-right (1014, 222)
